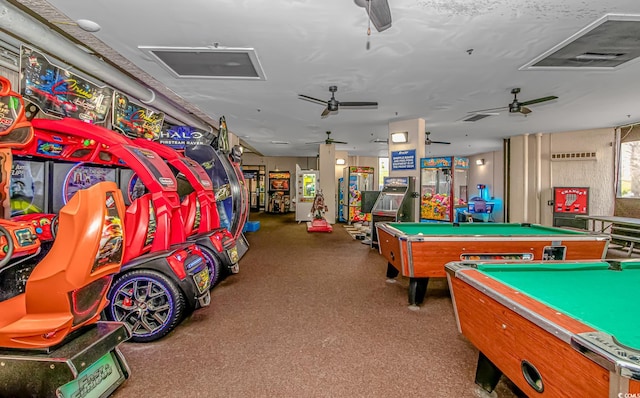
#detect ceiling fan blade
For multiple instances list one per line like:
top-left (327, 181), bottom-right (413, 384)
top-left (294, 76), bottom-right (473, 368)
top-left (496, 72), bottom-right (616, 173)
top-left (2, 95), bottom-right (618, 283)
top-left (520, 96), bottom-right (558, 106)
top-left (467, 106), bottom-right (506, 113)
top-left (372, 138), bottom-right (388, 143)
top-left (331, 140), bottom-right (348, 145)
top-left (430, 140), bottom-right (451, 145)
top-left (321, 107), bottom-right (330, 118)
top-left (339, 101), bottom-right (378, 107)
top-left (298, 94), bottom-right (327, 105)
top-left (354, 0), bottom-right (392, 32)
top-left (519, 106), bottom-right (532, 115)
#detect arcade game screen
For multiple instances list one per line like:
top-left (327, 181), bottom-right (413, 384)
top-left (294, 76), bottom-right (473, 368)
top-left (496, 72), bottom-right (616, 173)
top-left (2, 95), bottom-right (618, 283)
top-left (52, 162), bottom-right (117, 213)
top-left (119, 168), bottom-right (148, 206)
top-left (10, 160), bottom-right (48, 216)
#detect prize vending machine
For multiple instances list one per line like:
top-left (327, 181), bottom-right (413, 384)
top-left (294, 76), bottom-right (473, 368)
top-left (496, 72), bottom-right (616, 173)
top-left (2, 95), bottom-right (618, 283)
top-left (267, 171), bottom-right (291, 213)
top-left (342, 166), bottom-right (374, 223)
top-left (420, 157), bottom-right (469, 222)
top-left (295, 165), bottom-right (319, 222)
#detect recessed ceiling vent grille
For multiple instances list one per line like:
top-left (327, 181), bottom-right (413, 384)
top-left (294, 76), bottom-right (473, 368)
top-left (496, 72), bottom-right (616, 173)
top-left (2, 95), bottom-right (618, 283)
top-left (462, 113), bottom-right (496, 122)
top-left (522, 14), bottom-right (640, 70)
top-left (139, 46), bottom-right (266, 80)
top-left (551, 151), bottom-right (597, 161)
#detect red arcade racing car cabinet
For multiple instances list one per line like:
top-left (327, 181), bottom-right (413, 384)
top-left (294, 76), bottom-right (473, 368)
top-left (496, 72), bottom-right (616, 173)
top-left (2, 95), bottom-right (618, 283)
top-left (131, 137), bottom-right (239, 284)
top-left (0, 77), bottom-right (131, 397)
top-left (14, 117), bottom-right (212, 342)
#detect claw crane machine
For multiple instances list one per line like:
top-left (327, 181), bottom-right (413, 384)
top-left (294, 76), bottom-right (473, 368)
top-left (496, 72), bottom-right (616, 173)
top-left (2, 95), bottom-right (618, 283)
top-left (420, 157), bottom-right (469, 222)
top-left (295, 164), bottom-right (320, 222)
top-left (342, 166), bottom-right (374, 223)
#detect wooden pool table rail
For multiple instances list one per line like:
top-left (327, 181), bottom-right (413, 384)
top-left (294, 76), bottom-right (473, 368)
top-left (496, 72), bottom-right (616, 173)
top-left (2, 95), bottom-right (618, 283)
top-left (446, 261), bottom-right (640, 397)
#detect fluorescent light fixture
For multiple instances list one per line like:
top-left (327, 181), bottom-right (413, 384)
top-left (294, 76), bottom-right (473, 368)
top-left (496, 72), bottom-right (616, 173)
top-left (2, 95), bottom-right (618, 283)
top-left (391, 131), bottom-right (408, 143)
top-left (475, 159), bottom-right (485, 166)
top-left (336, 158), bottom-right (346, 165)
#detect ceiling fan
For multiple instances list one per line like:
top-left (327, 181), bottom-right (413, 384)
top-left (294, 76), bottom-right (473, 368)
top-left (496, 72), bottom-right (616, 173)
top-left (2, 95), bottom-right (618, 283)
top-left (354, 0), bottom-right (392, 32)
top-left (298, 86), bottom-right (378, 118)
top-left (426, 132), bottom-right (451, 145)
top-left (306, 131), bottom-right (348, 145)
top-left (470, 88), bottom-right (558, 115)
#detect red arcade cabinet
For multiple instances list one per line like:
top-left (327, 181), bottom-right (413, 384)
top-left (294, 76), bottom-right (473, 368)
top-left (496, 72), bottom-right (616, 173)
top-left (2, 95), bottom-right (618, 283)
top-left (131, 137), bottom-right (239, 284)
top-left (14, 118), bottom-right (212, 342)
top-left (0, 77), bottom-right (130, 397)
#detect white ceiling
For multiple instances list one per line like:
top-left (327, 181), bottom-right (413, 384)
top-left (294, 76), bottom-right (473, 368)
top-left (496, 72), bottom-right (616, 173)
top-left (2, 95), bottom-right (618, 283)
top-left (15, 0), bottom-right (640, 158)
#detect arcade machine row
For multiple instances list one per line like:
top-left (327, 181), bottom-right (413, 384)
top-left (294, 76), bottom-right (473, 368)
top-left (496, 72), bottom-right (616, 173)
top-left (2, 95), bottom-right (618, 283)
top-left (130, 136), bottom-right (240, 281)
top-left (13, 118), bottom-right (212, 343)
top-left (420, 157), bottom-right (469, 222)
top-left (0, 77), bottom-right (131, 397)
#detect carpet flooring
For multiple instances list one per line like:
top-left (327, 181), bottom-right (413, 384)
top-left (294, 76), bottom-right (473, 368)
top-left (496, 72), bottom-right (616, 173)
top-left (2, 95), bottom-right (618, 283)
top-left (113, 212), bottom-right (526, 398)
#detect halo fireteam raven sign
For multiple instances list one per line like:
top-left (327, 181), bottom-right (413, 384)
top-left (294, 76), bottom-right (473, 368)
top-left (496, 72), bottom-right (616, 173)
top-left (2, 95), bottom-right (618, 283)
top-left (20, 46), bottom-right (113, 123)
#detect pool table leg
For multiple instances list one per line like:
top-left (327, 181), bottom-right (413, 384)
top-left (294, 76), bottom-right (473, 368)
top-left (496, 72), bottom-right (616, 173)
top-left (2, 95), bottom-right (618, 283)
top-left (475, 352), bottom-right (502, 393)
top-left (408, 277), bottom-right (428, 309)
top-left (386, 263), bottom-right (399, 281)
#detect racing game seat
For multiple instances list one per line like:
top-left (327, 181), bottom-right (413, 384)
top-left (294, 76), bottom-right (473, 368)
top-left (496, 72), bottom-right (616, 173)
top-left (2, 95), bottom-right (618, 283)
top-left (0, 181), bottom-right (126, 349)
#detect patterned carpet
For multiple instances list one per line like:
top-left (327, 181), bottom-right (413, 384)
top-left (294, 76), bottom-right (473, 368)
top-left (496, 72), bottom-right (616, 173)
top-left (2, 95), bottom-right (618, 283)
top-left (113, 212), bottom-right (523, 398)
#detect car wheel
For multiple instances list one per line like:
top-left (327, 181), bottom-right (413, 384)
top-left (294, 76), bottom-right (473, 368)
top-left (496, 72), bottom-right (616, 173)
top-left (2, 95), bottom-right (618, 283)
top-left (106, 269), bottom-right (185, 342)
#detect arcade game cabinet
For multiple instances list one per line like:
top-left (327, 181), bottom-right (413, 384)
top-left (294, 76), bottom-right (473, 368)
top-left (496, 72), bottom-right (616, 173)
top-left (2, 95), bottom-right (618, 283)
top-left (342, 166), bottom-right (374, 223)
top-left (266, 170), bottom-right (291, 214)
top-left (0, 77), bottom-right (130, 397)
top-left (370, 176), bottom-right (416, 247)
top-left (420, 157), bottom-right (468, 222)
top-left (185, 144), bottom-right (250, 261)
top-left (15, 118), bottom-right (212, 342)
top-left (131, 137), bottom-right (240, 284)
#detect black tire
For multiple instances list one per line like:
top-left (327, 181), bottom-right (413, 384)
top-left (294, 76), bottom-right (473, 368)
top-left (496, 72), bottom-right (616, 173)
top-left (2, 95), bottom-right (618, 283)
top-left (199, 246), bottom-right (222, 288)
top-left (106, 269), bottom-right (185, 342)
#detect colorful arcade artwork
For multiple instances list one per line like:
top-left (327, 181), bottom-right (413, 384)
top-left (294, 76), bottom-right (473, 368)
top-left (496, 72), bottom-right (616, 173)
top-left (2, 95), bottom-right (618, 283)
top-left (63, 164), bottom-right (117, 204)
top-left (95, 192), bottom-right (124, 271)
top-left (20, 46), bottom-right (113, 123)
top-left (112, 91), bottom-right (165, 140)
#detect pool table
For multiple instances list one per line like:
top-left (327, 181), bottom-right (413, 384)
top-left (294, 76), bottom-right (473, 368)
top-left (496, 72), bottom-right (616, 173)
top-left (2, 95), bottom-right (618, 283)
top-left (375, 222), bottom-right (610, 308)
top-left (445, 260), bottom-right (640, 397)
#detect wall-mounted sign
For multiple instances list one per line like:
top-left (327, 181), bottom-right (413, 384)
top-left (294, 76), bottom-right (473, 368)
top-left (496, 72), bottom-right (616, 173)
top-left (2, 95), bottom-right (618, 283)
top-left (553, 187), bottom-right (589, 214)
top-left (112, 91), bottom-right (164, 139)
top-left (158, 125), bottom-right (209, 149)
top-left (20, 46), bottom-right (113, 123)
top-left (391, 149), bottom-right (416, 171)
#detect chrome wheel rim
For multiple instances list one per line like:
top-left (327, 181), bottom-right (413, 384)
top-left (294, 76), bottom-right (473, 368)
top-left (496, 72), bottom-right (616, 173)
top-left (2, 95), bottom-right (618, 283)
top-left (111, 276), bottom-right (174, 338)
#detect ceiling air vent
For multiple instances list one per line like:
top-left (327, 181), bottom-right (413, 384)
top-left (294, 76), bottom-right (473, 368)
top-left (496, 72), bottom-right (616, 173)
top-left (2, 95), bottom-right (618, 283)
top-left (462, 113), bottom-right (497, 122)
top-left (551, 152), bottom-right (597, 161)
top-left (139, 46), bottom-right (266, 80)
top-left (522, 14), bottom-right (640, 70)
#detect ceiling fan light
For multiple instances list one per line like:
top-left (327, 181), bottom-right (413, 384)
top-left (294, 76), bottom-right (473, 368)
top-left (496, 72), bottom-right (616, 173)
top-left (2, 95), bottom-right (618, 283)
top-left (391, 131), bottom-right (408, 143)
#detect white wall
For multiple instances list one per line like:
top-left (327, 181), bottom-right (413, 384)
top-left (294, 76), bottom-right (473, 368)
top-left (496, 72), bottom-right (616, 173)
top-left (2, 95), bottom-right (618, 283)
top-left (508, 128), bottom-right (615, 225)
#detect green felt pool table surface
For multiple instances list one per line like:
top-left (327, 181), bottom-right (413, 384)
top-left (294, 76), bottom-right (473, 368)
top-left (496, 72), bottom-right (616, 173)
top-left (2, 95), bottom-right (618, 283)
top-left (385, 222), bottom-right (588, 236)
top-left (476, 261), bottom-right (640, 349)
